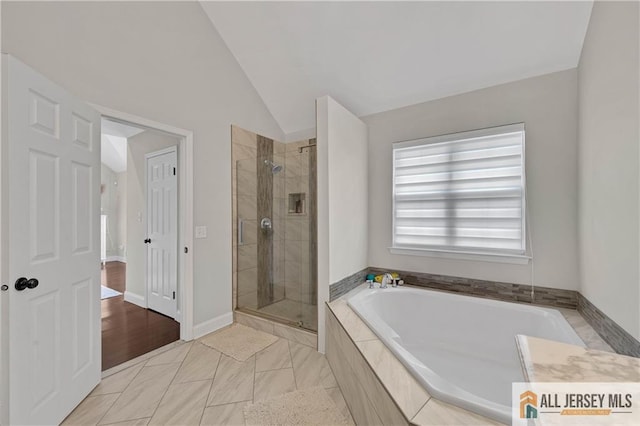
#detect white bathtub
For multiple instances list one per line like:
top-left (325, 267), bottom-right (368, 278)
top-left (347, 286), bottom-right (584, 424)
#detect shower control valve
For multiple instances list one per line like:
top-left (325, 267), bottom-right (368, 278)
top-left (260, 217), bottom-right (272, 230)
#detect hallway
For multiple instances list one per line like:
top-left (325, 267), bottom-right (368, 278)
top-left (102, 262), bottom-right (180, 370)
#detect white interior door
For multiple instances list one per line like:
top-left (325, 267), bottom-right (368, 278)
top-left (2, 55), bottom-right (101, 424)
top-left (146, 147), bottom-right (178, 319)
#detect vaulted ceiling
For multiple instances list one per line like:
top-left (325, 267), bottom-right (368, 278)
top-left (201, 1), bottom-right (593, 137)
top-left (101, 118), bottom-right (145, 173)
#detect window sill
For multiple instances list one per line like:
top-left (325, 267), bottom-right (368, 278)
top-left (388, 247), bottom-right (531, 264)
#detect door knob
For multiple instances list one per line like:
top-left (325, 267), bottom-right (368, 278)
top-left (15, 277), bottom-right (38, 291)
top-left (15, 277), bottom-right (28, 291)
top-left (144, 238), bottom-right (151, 244)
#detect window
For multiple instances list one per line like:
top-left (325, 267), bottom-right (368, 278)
top-left (392, 123), bottom-right (526, 259)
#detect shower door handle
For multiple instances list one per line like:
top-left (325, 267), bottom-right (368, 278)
top-left (238, 218), bottom-right (244, 245)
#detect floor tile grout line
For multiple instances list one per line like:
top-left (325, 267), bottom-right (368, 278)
top-left (89, 393), bottom-right (120, 426)
top-left (94, 359), bottom-right (148, 425)
top-left (145, 362), bottom-right (182, 423)
top-left (201, 349), bottom-right (223, 413)
top-left (287, 340), bottom-right (299, 391)
top-left (206, 353), bottom-right (255, 408)
top-left (168, 342), bottom-right (197, 387)
top-left (255, 364), bottom-right (294, 374)
top-left (252, 353), bottom-right (257, 404)
top-left (99, 413), bottom-right (151, 426)
top-left (59, 393), bottom-right (112, 425)
top-left (135, 344), bottom-right (192, 424)
top-left (185, 379), bottom-right (214, 426)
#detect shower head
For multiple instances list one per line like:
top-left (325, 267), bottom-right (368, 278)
top-left (264, 159), bottom-right (283, 174)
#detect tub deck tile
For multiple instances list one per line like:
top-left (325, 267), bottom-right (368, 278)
top-left (349, 341), bottom-right (407, 425)
top-left (329, 298), bottom-right (378, 342)
top-left (411, 399), bottom-right (502, 425)
top-left (516, 335), bottom-right (640, 383)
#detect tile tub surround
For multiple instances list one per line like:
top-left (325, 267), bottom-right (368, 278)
top-left (63, 323), bottom-right (350, 425)
top-left (368, 267), bottom-right (577, 309)
top-left (350, 267), bottom-right (636, 357)
top-left (329, 267), bottom-right (370, 301)
top-left (577, 292), bottom-right (640, 357)
top-left (326, 284), bottom-right (616, 426)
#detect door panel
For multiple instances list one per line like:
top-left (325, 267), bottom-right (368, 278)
top-left (29, 150), bottom-right (60, 263)
top-left (71, 161), bottom-right (93, 254)
top-left (28, 89), bottom-right (60, 137)
top-left (146, 148), bottom-right (178, 318)
top-left (5, 55), bottom-right (101, 425)
top-left (29, 290), bottom-right (60, 410)
top-left (71, 278), bottom-right (92, 376)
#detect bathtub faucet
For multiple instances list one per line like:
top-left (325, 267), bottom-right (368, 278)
top-left (381, 273), bottom-right (393, 289)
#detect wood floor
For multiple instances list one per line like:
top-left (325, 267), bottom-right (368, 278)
top-left (101, 261), bottom-right (180, 371)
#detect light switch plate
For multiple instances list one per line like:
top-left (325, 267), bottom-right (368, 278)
top-left (195, 226), bottom-right (207, 239)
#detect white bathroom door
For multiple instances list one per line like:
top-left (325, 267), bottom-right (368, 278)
top-left (2, 55), bottom-right (101, 424)
top-left (145, 147), bottom-right (178, 319)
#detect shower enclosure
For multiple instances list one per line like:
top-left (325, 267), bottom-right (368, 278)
top-left (233, 127), bottom-right (317, 332)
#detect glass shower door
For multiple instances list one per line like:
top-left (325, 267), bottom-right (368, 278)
top-left (235, 143), bottom-right (317, 332)
top-left (283, 145), bottom-right (318, 331)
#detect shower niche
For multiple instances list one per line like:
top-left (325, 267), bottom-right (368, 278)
top-left (231, 125), bottom-right (318, 332)
top-left (288, 193), bottom-right (306, 215)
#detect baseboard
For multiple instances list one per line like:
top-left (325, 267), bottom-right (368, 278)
top-left (105, 256), bottom-right (126, 263)
top-left (193, 312), bottom-right (233, 339)
top-left (123, 291), bottom-right (145, 308)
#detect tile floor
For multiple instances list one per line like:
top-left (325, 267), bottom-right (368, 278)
top-left (63, 326), bottom-right (354, 425)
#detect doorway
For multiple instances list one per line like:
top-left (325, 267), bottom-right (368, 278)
top-left (99, 118), bottom-right (183, 370)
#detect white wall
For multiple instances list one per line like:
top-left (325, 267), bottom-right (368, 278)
top-left (125, 131), bottom-right (180, 301)
top-left (317, 96), bottom-right (368, 352)
top-left (1, 1), bottom-right (284, 327)
top-left (326, 99), bottom-right (369, 283)
top-left (578, 1), bottom-right (639, 339)
top-left (363, 69), bottom-right (579, 290)
top-left (100, 164), bottom-right (125, 259)
top-left (117, 171), bottom-right (127, 260)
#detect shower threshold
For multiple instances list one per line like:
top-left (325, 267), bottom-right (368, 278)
top-left (235, 306), bottom-right (318, 334)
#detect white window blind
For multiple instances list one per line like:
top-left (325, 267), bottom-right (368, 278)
top-left (392, 123), bottom-right (526, 256)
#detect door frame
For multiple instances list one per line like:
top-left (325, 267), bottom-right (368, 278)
top-left (93, 104), bottom-right (194, 341)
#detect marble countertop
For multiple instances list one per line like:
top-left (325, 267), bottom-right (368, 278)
top-left (516, 335), bottom-right (640, 383)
